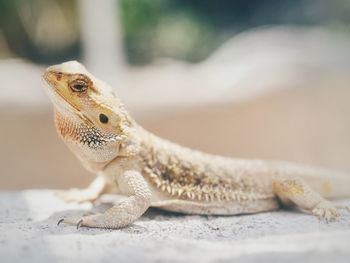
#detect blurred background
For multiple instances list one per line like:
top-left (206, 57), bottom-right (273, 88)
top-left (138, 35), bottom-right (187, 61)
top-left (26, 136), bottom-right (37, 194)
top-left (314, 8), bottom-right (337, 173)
top-left (0, 0), bottom-right (350, 189)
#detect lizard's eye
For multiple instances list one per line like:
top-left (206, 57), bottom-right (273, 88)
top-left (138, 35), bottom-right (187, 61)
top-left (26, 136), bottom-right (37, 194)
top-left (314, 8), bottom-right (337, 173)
top-left (69, 80), bottom-right (88, 92)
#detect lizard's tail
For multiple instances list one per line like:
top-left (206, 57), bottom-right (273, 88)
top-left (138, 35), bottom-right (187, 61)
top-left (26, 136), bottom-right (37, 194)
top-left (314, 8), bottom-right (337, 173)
top-left (277, 162), bottom-right (350, 199)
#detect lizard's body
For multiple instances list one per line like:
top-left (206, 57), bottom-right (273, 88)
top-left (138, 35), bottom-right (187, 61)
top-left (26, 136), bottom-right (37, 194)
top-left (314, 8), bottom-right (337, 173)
top-left (43, 61), bottom-right (350, 228)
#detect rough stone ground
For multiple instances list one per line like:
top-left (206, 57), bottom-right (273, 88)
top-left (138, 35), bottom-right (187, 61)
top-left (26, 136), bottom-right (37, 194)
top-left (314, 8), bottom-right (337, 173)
top-left (0, 191), bottom-right (350, 263)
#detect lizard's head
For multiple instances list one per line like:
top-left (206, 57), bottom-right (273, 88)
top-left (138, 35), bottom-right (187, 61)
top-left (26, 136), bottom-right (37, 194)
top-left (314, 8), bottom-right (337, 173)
top-left (43, 61), bottom-right (134, 171)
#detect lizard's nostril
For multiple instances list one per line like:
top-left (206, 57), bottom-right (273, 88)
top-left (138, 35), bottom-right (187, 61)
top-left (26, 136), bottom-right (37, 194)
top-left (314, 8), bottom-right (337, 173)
top-left (56, 72), bottom-right (62, 81)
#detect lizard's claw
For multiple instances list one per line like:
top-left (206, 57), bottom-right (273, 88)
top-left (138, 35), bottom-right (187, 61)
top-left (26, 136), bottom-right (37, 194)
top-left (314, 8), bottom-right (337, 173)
top-left (57, 218), bottom-right (84, 229)
top-left (76, 219), bottom-right (84, 229)
top-left (335, 204), bottom-right (350, 213)
top-left (57, 218), bottom-right (65, 226)
top-left (55, 213), bottom-right (104, 229)
top-left (56, 216), bottom-right (87, 228)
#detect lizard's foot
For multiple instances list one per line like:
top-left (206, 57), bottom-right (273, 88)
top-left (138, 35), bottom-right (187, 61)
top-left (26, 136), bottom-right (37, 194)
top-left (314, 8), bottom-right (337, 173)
top-left (56, 188), bottom-right (100, 203)
top-left (311, 201), bottom-right (340, 222)
top-left (57, 206), bottom-right (134, 229)
top-left (57, 213), bottom-right (107, 229)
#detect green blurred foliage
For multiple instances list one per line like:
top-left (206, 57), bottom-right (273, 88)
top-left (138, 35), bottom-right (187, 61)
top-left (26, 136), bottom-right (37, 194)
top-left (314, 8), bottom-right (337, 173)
top-left (1, 0), bottom-right (350, 64)
top-left (120, 0), bottom-right (221, 64)
top-left (0, 0), bottom-right (79, 63)
top-left (120, 0), bottom-right (350, 64)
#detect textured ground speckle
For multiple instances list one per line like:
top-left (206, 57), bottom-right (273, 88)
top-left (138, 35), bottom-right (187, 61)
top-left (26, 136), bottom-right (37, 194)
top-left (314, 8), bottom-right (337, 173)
top-left (0, 190), bottom-right (350, 263)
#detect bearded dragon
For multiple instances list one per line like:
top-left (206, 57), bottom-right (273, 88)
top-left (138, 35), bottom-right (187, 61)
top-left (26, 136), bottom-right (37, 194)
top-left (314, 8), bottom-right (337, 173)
top-left (43, 61), bottom-right (350, 229)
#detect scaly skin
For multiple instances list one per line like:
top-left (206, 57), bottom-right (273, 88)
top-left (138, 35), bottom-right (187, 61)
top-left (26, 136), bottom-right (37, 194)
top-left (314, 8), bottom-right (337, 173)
top-left (43, 61), bottom-right (350, 229)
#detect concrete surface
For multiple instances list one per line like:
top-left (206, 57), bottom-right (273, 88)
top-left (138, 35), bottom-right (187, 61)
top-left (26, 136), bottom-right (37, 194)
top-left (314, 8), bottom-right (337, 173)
top-left (0, 190), bottom-right (350, 263)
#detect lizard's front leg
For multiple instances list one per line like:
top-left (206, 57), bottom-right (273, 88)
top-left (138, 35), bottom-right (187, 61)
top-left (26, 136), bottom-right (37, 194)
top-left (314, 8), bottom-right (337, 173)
top-left (57, 173), bottom-right (110, 203)
top-left (59, 170), bottom-right (151, 229)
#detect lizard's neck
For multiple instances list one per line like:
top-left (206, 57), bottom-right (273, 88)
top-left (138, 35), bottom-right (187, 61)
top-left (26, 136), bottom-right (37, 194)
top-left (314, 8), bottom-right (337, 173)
top-left (53, 109), bottom-right (122, 172)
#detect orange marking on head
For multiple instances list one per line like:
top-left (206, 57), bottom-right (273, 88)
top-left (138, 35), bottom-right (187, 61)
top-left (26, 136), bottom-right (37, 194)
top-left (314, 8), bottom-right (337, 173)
top-left (54, 111), bottom-right (80, 141)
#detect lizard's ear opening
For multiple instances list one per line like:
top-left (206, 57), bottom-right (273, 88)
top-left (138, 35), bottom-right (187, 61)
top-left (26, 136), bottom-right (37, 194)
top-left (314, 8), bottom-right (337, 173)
top-left (99, 113), bottom-right (109, 124)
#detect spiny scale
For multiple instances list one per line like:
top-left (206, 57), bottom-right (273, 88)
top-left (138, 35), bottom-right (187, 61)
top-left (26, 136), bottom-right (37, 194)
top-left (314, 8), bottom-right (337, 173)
top-left (139, 135), bottom-right (274, 203)
top-left (143, 167), bottom-right (271, 202)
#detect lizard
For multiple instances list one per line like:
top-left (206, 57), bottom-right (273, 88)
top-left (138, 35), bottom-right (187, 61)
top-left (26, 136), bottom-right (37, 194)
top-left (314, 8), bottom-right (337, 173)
top-left (42, 60), bottom-right (350, 229)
